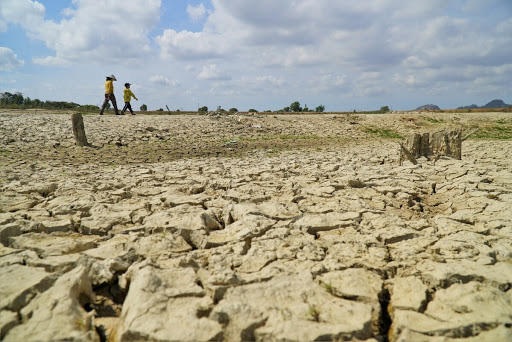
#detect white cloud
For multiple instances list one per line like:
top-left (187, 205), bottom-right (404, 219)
top-left (402, 56), bottom-right (427, 69)
top-left (156, 29), bottom-right (229, 60)
top-left (197, 64), bottom-right (230, 80)
top-left (0, 0), bottom-right (161, 65)
top-left (187, 3), bottom-right (207, 22)
top-left (149, 75), bottom-right (180, 86)
top-left (61, 7), bottom-right (76, 17)
top-left (33, 56), bottom-right (71, 67)
top-left (462, 0), bottom-right (500, 12)
top-left (255, 76), bottom-right (286, 87)
top-left (2, 0), bottom-right (512, 110)
top-left (0, 47), bottom-right (24, 71)
top-left (0, 0), bottom-right (46, 29)
top-left (151, 0), bottom-right (512, 109)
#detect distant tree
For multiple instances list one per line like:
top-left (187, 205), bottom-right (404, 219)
top-left (264, 110), bottom-right (272, 112)
top-left (283, 106), bottom-right (290, 112)
top-left (229, 108), bottom-right (238, 113)
top-left (0, 92), bottom-right (24, 106)
top-left (248, 109), bottom-right (258, 113)
top-left (1, 92), bottom-right (12, 105)
top-left (13, 92), bottom-right (24, 105)
top-left (380, 106), bottom-right (390, 113)
top-left (140, 104), bottom-right (147, 111)
top-left (290, 101), bottom-right (302, 112)
top-left (315, 105), bottom-right (325, 112)
top-left (23, 97), bottom-right (32, 107)
top-left (157, 108), bottom-right (164, 111)
top-left (198, 106), bottom-right (208, 112)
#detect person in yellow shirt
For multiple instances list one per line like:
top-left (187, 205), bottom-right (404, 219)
top-left (99, 74), bottom-right (121, 115)
top-left (121, 83), bottom-right (138, 115)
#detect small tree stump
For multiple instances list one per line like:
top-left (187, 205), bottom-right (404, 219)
top-left (71, 113), bottom-right (89, 147)
top-left (400, 129), bottom-right (462, 164)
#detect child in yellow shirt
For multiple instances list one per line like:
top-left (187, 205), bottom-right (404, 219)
top-left (121, 83), bottom-right (138, 115)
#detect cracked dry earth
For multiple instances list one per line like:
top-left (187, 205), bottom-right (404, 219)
top-left (0, 112), bottom-right (511, 342)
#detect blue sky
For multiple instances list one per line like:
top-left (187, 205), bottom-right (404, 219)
top-left (1, 0), bottom-right (511, 111)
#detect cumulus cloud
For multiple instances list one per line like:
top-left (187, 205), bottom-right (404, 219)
top-left (462, 0), bottom-right (500, 12)
top-left (149, 75), bottom-right (180, 86)
top-left (2, 0), bottom-right (512, 109)
top-left (151, 0), bottom-right (512, 108)
top-left (255, 76), bottom-right (286, 87)
top-left (187, 3), bottom-right (207, 22)
top-left (156, 1), bottom-right (451, 70)
top-left (0, 47), bottom-right (24, 71)
top-left (0, 0), bottom-right (46, 29)
top-left (155, 28), bottom-right (233, 61)
top-left (197, 64), bottom-right (230, 80)
top-left (0, 0), bottom-right (161, 65)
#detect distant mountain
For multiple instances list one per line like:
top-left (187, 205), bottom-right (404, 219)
top-left (457, 99), bottom-right (511, 109)
top-left (481, 99), bottom-right (511, 108)
top-left (416, 104), bottom-right (440, 111)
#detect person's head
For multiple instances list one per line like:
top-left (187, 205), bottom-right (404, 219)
top-left (125, 83), bottom-right (131, 88)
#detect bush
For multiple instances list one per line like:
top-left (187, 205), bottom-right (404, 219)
top-left (315, 105), bottom-right (325, 112)
top-left (229, 108), bottom-right (238, 113)
top-left (140, 104), bottom-right (147, 111)
top-left (198, 106), bottom-right (208, 112)
top-left (248, 109), bottom-right (258, 113)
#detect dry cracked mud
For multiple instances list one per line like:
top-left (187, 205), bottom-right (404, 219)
top-left (0, 111), bottom-right (511, 341)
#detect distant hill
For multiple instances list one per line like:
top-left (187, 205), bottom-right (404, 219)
top-left (457, 99), bottom-right (511, 109)
top-left (416, 104), bottom-right (440, 111)
top-left (481, 99), bottom-right (511, 108)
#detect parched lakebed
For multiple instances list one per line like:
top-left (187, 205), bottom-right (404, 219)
top-left (1, 111), bottom-right (511, 341)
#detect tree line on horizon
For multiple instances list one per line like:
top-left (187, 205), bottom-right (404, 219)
top-left (2, 92), bottom-right (394, 114)
top-left (197, 101), bottom-right (327, 113)
top-left (0, 91), bottom-right (99, 111)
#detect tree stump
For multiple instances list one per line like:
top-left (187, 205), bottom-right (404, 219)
top-left (71, 113), bottom-right (89, 147)
top-left (400, 129), bottom-right (462, 164)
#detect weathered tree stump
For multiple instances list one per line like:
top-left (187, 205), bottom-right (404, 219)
top-left (400, 129), bottom-right (462, 164)
top-left (71, 113), bottom-right (89, 147)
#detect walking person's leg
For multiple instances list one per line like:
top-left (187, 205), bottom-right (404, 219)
top-left (99, 94), bottom-right (109, 115)
top-left (127, 102), bottom-right (134, 115)
top-left (121, 102), bottom-right (129, 114)
top-left (111, 94), bottom-right (121, 115)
